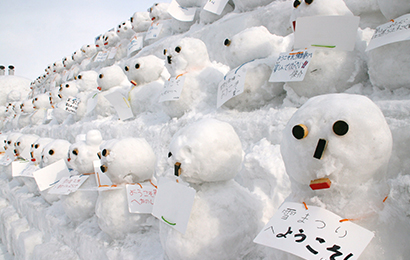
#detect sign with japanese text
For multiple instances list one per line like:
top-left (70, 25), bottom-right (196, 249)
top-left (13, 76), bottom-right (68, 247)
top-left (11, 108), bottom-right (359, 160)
top-left (203, 0), bottom-right (229, 15)
top-left (145, 22), bottom-right (163, 40)
top-left (152, 177), bottom-right (196, 234)
top-left (366, 13), bottom-right (410, 51)
top-left (217, 65), bottom-right (247, 108)
top-left (269, 49), bottom-right (314, 82)
top-left (254, 202), bottom-right (374, 260)
top-left (33, 159), bottom-right (71, 191)
top-left (103, 91), bottom-right (134, 121)
top-left (65, 97), bottom-right (80, 114)
top-left (159, 75), bottom-right (186, 102)
top-left (127, 34), bottom-right (144, 57)
top-left (94, 51), bottom-right (109, 62)
top-left (167, 0), bottom-right (196, 22)
top-left (48, 175), bottom-right (89, 195)
top-left (126, 182), bottom-right (157, 214)
top-left (107, 46), bottom-right (118, 60)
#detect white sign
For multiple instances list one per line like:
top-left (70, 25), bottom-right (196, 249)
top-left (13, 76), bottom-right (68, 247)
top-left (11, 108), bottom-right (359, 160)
top-left (294, 16), bottom-right (360, 51)
top-left (48, 175), bottom-right (89, 195)
top-left (159, 75), bottom-right (186, 102)
top-left (127, 34), bottom-right (144, 57)
top-left (0, 153), bottom-right (13, 166)
top-left (12, 160), bottom-right (30, 177)
top-left (103, 91), bottom-right (134, 121)
top-left (254, 202), bottom-right (374, 260)
top-left (108, 45), bottom-right (119, 60)
top-left (269, 49), bottom-right (314, 82)
top-left (86, 91), bottom-right (99, 113)
top-left (167, 0), bottom-right (197, 22)
top-left (203, 0), bottom-right (229, 15)
top-left (217, 65), bottom-right (247, 108)
top-left (126, 182), bottom-right (157, 214)
top-left (152, 177), bottom-right (196, 234)
top-left (366, 13), bottom-right (410, 51)
top-left (145, 22), bottom-right (163, 40)
top-left (33, 159), bottom-right (71, 191)
top-left (94, 51), bottom-right (109, 62)
top-left (65, 97), bottom-right (81, 114)
top-left (18, 164), bottom-right (39, 178)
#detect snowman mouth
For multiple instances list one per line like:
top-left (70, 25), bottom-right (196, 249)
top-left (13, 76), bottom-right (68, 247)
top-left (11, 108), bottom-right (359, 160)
top-left (310, 177), bottom-right (331, 190)
top-left (167, 56), bottom-right (172, 65)
top-left (174, 162), bottom-right (181, 177)
top-left (292, 20), bottom-right (296, 31)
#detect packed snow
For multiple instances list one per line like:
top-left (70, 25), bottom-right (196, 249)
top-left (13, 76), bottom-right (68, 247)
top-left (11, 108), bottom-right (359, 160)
top-left (0, 0), bottom-right (410, 259)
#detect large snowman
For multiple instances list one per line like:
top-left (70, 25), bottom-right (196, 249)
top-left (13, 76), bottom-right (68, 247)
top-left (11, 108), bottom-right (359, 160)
top-left (161, 118), bottom-right (262, 260)
top-left (279, 93), bottom-right (408, 258)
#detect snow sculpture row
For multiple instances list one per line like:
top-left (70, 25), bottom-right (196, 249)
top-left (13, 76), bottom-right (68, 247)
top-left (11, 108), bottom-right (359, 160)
top-left (0, 92), bottom-right (406, 259)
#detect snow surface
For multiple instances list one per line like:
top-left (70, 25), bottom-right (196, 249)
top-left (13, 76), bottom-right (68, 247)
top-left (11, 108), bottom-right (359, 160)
top-left (0, 0), bottom-right (410, 259)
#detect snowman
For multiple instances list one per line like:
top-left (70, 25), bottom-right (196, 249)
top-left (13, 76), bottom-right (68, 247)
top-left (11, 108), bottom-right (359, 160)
top-left (101, 30), bottom-right (121, 67)
top-left (130, 11), bottom-right (151, 33)
top-left (284, 0), bottom-right (368, 102)
top-left (124, 55), bottom-right (168, 115)
top-left (161, 118), bottom-right (262, 260)
top-left (221, 26), bottom-right (293, 111)
top-left (161, 37), bottom-right (226, 118)
top-left (14, 134), bottom-right (39, 160)
top-left (279, 93), bottom-right (402, 258)
top-left (30, 94), bottom-right (53, 126)
top-left (114, 20), bottom-right (135, 61)
top-left (95, 137), bottom-right (157, 239)
top-left (2, 132), bottom-right (22, 180)
top-left (61, 130), bottom-right (102, 224)
top-left (18, 98), bottom-right (35, 128)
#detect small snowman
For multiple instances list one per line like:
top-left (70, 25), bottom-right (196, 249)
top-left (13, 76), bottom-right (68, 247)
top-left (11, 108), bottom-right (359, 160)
top-left (279, 93), bottom-right (398, 258)
top-left (2, 132), bottom-right (22, 180)
top-left (62, 130), bottom-right (102, 224)
top-left (95, 137), bottom-right (157, 239)
top-left (130, 11), bottom-right (151, 33)
top-left (18, 98), bottom-right (35, 128)
top-left (161, 37), bottom-right (226, 118)
top-left (161, 118), bottom-right (262, 260)
top-left (124, 55), bottom-right (168, 115)
top-left (14, 134), bottom-right (39, 160)
top-left (30, 93), bottom-right (53, 126)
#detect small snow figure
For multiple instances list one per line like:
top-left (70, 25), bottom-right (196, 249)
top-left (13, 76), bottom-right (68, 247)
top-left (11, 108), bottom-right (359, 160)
top-left (95, 137), bottom-right (157, 240)
top-left (162, 118), bottom-right (262, 260)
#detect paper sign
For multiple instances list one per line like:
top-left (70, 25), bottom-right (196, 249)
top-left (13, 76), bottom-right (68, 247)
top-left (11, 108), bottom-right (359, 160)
top-left (366, 13), bottom-right (410, 51)
top-left (145, 22), bottom-right (163, 40)
top-left (103, 91), bottom-right (134, 120)
top-left (93, 160), bottom-right (114, 190)
top-left (217, 65), bottom-right (247, 108)
top-left (108, 46), bottom-right (118, 60)
top-left (269, 49), bottom-right (314, 82)
top-left (0, 149), bottom-right (13, 166)
top-left (33, 159), bottom-right (71, 191)
top-left (86, 91), bottom-right (99, 113)
top-left (203, 0), bottom-right (229, 15)
top-left (65, 97), bottom-right (81, 114)
top-left (18, 164), bottom-right (39, 178)
top-left (294, 16), bottom-right (360, 51)
top-left (48, 175), bottom-right (89, 195)
top-left (94, 51), bottom-right (109, 62)
top-left (254, 202), bottom-right (374, 260)
top-left (152, 177), bottom-right (196, 234)
top-left (12, 160), bottom-right (30, 177)
top-left (158, 75), bottom-right (186, 102)
top-left (126, 182), bottom-right (157, 214)
top-left (128, 34), bottom-right (144, 57)
top-left (167, 0), bottom-right (197, 22)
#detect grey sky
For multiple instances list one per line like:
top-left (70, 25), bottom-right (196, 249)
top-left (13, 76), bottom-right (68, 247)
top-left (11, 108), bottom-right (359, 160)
top-left (0, 0), bottom-right (171, 81)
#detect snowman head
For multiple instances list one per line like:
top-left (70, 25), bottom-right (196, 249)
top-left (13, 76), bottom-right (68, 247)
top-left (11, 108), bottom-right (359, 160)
top-left (130, 12), bottom-right (151, 33)
top-left (58, 81), bottom-right (79, 100)
top-left (102, 30), bottom-right (120, 48)
top-left (95, 34), bottom-right (104, 50)
top-left (40, 139), bottom-right (71, 168)
top-left (80, 44), bottom-right (97, 58)
top-left (124, 55), bottom-right (165, 86)
top-left (4, 132), bottom-right (22, 154)
top-left (99, 138), bottom-right (156, 184)
top-left (148, 3), bottom-right (171, 22)
top-left (116, 20), bottom-right (134, 39)
top-left (164, 37), bottom-right (210, 77)
top-left (30, 138), bottom-right (53, 164)
top-left (63, 55), bottom-right (74, 69)
top-left (32, 93), bottom-right (52, 109)
top-left (20, 99), bottom-right (35, 114)
top-left (52, 60), bottom-right (64, 73)
top-left (168, 118), bottom-right (243, 184)
top-left (280, 94), bottom-right (392, 190)
top-left (14, 134), bottom-right (39, 158)
top-left (67, 130), bottom-right (102, 174)
top-left (97, 65), bottom-right (127, 91)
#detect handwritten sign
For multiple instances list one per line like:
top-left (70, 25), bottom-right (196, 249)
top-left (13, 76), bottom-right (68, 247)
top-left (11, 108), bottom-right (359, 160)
top-left (127, 34), bottom-right (144, 57)
top-left (94, 51), bottom-right (109, 62)
top-left (158, 75), bottom-right (186, 102)
top-left (86, 91), bottom-right (99, 113)
top-left (103, 91), bottom-right (134, 120)
top-left (254, 202), bottom-right (374, 260)
top-left (65, 97), bottom-right (81, 114)
top-left (269, 49), bottom-right (314, 82)
top-left (145, 22), bottom-right (163, 40)
top-left (126, 182), bottom-right (157, 214)
top-left (167, 0), bottom-right (197, 22)
top-left (203, 0), bottom-right (229, 15)
top-left (12, 160), bottom-right (30, 177)
top-left (217, 65), bottom-right (247, 108)
top-left (152, 177), bottom-right (196, 234)
top-left (366, 13), bottom-right (410, 51)
top-left (48, 175), bottom-right (89, 195)
top-left (107, 46), bottom-right (118, 60)
top-left (33, 159), bottom-right (71, 191)
top-left (294, 16), bottom-right (360, 51)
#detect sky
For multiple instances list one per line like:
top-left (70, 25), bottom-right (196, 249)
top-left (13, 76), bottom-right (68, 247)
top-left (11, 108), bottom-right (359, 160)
top-left (0, 0), bottom-right (172, 81)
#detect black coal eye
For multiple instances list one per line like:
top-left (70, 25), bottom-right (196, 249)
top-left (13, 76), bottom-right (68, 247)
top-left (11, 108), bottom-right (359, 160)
top-left (293, 0), bottom-right (301, 8)
top-left (130, 17), bottom-right (134, 23)
top-left (7, 141), bottom-right (11, 145)
top-left (49, 149), bottom-right (54, 155)
top-left (16, 142), bottom-right (20, 146)
top-left (35, 144), bottom-right (39, 149)
top-left (175, 46), bottom-right (181, 53)
top-left (72, 148), bottom-right (78, 156)
top-left (168, 152), bottom-right (172, 158)
top-left (305, 0), bottom-right (313, 4)
top-left (66, 84), bottom-right (69, 88)
top-left (333, 120), bottom-right (349, 136)
top-left (99, 74), bottom-right (104, 79)
top-left (224, 39), bottom-right (231, 46)
top-left (163, 49), bottom-right (167, 55)
top-left (102, 149), bottom-right (109, 157)
top-left (292, 124), bottom-right (308, 140)
top-left (124, 66), bottom-right (129, 71)
top-left (97, 152), bottom-right (101, 159)
top-left (135, 63), bottom-right (140, 69)
top-left (78, 75), bottom-right (82, 79)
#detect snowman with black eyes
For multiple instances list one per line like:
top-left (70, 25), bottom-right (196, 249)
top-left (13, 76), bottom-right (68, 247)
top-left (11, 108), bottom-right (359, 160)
top-left (278, 93), bottom-right (402, 259)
